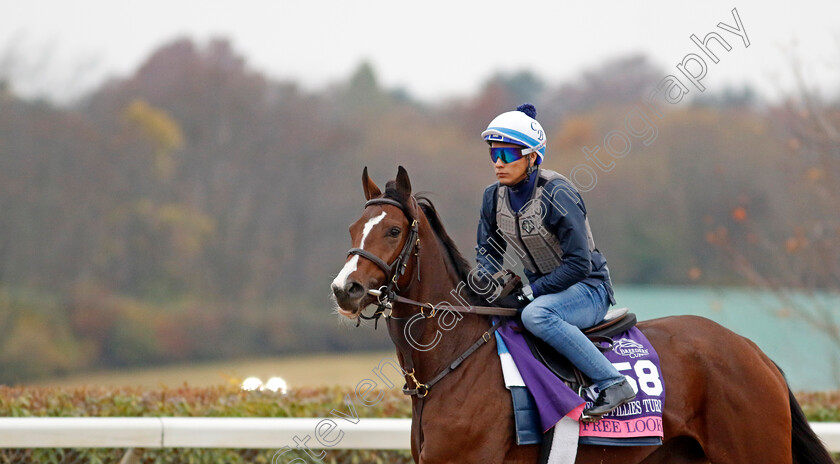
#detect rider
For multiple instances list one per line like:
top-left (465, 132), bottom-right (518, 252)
top-left (475, 103), bottom-right (635, 418)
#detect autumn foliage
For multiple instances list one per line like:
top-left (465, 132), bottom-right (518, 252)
top-left (0, 37), bottom-right (837, 383)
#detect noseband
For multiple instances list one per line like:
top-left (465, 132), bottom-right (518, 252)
top-left (346, 197), bottom-right (420, 324)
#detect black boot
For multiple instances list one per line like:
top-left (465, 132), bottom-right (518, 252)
top-left (583, 379), bottom-right (636, 418)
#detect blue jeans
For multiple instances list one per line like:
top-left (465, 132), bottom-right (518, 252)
top-left (520, 282), bottom-right (624, 391)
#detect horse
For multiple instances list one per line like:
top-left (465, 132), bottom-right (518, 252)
top-left (330, 166), bottom-right (833, 464)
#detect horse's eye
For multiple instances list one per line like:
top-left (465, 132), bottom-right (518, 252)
top-left (388, 227), bottom-right (401, 237)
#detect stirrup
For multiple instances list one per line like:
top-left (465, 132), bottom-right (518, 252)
top-left (579, 412), bottom-right (604, 423)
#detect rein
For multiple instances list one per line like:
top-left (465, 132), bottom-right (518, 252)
top-left (368, 288), bottom-right (517, 318)
top-left (346, 195), bottom-right (514, 401)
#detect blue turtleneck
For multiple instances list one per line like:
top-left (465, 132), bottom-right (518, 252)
top-left (508, 169), bottom-right (539, 212)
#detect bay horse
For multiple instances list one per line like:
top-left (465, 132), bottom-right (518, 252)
top-left (331, 166), bottom-right (832, 464)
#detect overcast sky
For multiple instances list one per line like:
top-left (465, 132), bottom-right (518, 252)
top-left (3, 0), bottom-right (839, 104)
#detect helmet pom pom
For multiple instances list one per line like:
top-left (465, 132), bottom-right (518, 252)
top-left (516, 103), bottom-right (537, 120)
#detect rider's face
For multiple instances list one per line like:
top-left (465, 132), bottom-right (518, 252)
top-left (491, 142), bottom-right (536, 186)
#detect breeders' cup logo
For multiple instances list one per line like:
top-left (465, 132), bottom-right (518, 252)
top-left (613, 338), bottom-right (649, 358)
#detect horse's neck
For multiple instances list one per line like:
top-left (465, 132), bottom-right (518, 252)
top-left (396, 224), bottom-right (493, 382)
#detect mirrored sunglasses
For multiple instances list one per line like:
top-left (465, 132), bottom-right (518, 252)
top-left (489, 146), bottom-right (526, 164)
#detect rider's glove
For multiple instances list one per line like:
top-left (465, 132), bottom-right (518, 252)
top-left (494, 289), bottom-right (529, 311)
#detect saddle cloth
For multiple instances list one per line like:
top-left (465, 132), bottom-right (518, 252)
top-left (576, 325), bottom-right (665, 446)
top-left (495, 312), bottom-right (665, 453)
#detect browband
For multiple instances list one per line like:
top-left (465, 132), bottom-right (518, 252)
top-left (365, 198), bottom-right (404, 209)
top-left (364, 197), bottom-right (415, 220)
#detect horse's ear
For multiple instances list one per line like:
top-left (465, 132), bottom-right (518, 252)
top-left (395, 166), bottom-right (412, 196)
top-left (362, 166), bottom-right (381, 200)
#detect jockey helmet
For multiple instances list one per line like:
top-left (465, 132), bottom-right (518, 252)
top-left (481, 103), bottom-right (546, 164)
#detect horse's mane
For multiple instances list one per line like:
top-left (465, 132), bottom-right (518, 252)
top-left (383, 181), bottom-right (480, 303)
top-left (415, 194), bottom-right (472, 284)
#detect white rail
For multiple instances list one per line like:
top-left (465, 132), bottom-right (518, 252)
top-left (815, 422), bottom-right (840, 452)
top-left (0, 418), bottom-right (836, 451)
top-left (0, 418), bottom-right (411, 450)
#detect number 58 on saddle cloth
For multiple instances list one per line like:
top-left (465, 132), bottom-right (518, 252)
top-left (495, 316), bottom-right (666, 449)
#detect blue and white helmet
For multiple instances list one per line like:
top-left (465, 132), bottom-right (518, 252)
top-left (481, 103), bottom-right (546, 164)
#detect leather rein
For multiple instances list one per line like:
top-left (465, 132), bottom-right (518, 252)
top-left (345, 196), bottom-right (514, 399)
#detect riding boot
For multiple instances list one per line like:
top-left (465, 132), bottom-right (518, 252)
top-left (583, 379), bottom-right (636, 417)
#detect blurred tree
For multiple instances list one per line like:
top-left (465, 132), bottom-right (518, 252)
top-left (486, 70), bottom-right (545, 106)
top-left (706, 79), bottom-right (840, 382)
top-left (0, 289), bottom-right (92, 382)
top-left (122, 99), bottom-right (184, 181)
top-left (541, 54), bottom-right (662, 121)
top-left (692, 84), bottom-right (759, 109)
top-left (452, 79), bottom-right (515, 139)
top-left (5, 36), bottom-right (837, 381)
top-left (331, 61), bottom-right (397, 123)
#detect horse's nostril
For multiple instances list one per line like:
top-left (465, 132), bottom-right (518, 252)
top-left (344, 281), bottom-right (365, 299)
top-left (331, 283), bottom-right (343, 298)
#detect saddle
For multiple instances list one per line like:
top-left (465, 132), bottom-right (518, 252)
top-left (523, 308), bottom-right (637, 388)
top-left (489, 270), bottom-right (637, 389)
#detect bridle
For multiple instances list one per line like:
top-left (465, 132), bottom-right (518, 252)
top-left (347, 196), bottom-right (515, 321)
top-left (344, 194), bottom-right (510, 407)
top-left (346, 197), bottom-right (421, 326)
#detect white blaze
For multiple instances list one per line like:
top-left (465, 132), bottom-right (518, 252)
top-left (332, 211), bottom-right (387, 289)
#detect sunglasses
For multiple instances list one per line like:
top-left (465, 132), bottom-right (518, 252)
top-left (489, 146), bottom-right (526, 164)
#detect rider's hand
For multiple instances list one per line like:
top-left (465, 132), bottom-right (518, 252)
top-left (493, 269), bottom-right (523, 294)
top-left (493, 290), bottom-right (529, 310)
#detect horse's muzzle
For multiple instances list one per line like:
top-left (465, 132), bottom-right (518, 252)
top-left (332, 280), bottom-right (367, 314)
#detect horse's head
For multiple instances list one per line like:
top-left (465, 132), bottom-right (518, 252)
top-left (331, 166), bottom-right (420, 319)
